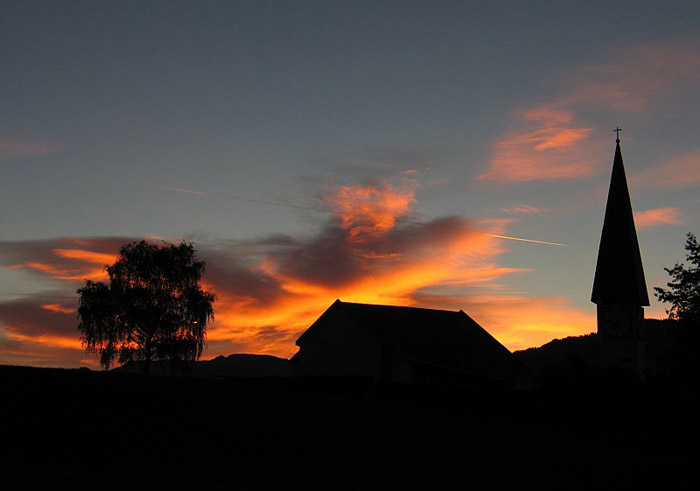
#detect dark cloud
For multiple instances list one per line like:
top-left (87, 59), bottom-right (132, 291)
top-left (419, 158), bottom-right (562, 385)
top-left (244, 234), bottom-right (300, 248)
top-left (380, 216), bottom-right (472, 255)
top-left (0, 296), bottom-right (79, 338)
top-left (250, 216), bottom-right (473, 288)
top-left (306, 146), bottom-right (435, 184)
top-left (254, 325), bottom-right (296, 342)
top-left (363, 147), bottom-right (432, 169)
top-left (0, 217), bottom-right (472, 319)
top-left (263, 224), bottom-right (366, 287)
top-left (198, 247), bottom-right (286, 305)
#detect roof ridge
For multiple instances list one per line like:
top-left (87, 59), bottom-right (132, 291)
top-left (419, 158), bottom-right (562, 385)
top-left (336, 299), bottom-right (462, 314)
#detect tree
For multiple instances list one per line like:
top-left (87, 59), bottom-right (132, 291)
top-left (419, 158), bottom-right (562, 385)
top-left (77, 240), bottom-right (216, 374)
top-left (654, 232), bottom-right (700, 327)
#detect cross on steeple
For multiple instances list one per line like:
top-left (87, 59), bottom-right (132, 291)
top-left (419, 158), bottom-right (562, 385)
top-left (614, 126), bottom-right (622, 142)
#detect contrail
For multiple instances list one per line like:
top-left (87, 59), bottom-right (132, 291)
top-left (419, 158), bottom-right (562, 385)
top-left (140, 184), bottom-right (211, 196)
top-left (397, 218), bottom-right (567, 247)
top-left (485, 233), bottom-right (567, 247)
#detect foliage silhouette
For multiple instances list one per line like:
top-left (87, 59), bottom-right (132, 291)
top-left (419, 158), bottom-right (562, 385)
top-left (654, 232), bottom-right (700, 327)
top-left (77, 240), bottom-right (215, 373)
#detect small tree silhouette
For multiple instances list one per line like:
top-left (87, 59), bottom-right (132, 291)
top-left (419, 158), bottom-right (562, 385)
top-left (654, 232), bottom-right (700, 327)
top-left (77, 240), bottom-right (215, 374)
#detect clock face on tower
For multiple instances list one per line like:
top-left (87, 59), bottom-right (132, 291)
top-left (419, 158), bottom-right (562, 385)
top-left (600, 308), bottom-right (632, 338)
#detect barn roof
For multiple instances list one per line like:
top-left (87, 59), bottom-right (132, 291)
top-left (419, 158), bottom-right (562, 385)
top-left (296, 300), bottom-right (530, 382)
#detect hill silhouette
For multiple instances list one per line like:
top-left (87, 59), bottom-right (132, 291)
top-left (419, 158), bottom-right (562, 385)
top-left (515, 333), bottom-right (601, 386)
top-left (514, 318), bottom-right (697, 387)
top-left (114, 353), bottom-right (291, 377)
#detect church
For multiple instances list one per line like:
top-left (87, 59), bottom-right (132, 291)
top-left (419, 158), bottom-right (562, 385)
top-left (591, 129), bottom-right (650, 378)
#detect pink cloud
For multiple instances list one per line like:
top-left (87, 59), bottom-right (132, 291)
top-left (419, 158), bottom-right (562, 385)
top-left (500, 205), bottom-right (547, 215)
top-left (480, 107), bottom-right (601, 183)
top-left (0, 138), bottom-right (61, 160)
top-left (634, 207), bottom-right (684, 229)
top-left (566, 43), bottom-right (700, 112)
top-left (482, 41), bottom-right (700, 183)
top-left (631, 150), bottom-right (700, 189)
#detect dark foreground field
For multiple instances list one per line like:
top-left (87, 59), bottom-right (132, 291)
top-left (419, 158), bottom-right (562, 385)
top-left (3, 365), bottom-right (698, 490)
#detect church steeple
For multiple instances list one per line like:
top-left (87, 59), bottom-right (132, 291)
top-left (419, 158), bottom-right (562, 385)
top-left (591, 135), bottom-right (649, 307)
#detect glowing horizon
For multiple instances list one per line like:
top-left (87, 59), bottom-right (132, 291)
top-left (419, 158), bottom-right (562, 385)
top-left (0, 177), bottom-right (599, 368)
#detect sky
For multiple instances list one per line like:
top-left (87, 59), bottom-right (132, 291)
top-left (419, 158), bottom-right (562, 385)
top-left (1, 1), bottom-right (699, 368)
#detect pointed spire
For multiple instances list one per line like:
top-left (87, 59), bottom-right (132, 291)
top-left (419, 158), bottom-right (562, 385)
top-left (591, 138), bottom-right (649, 306)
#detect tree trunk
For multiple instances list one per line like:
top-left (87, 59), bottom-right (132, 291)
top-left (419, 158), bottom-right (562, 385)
top-left (143, 340), bottom-right (152, 375)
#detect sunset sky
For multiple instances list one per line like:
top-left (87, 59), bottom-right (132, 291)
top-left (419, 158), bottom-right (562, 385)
top-left (2, 1), bottom-right (699, 368)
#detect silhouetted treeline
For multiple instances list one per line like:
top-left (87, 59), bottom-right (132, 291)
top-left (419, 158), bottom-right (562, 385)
top-left (515, 318), bottom-right (700, 388)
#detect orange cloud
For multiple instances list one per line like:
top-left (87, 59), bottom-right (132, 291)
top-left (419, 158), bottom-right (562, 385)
top-left (5, 330), bottom-right (83, 350)
top-left (0, 292), bottom-right (94, 368)
top-left (53, 249), bottom-right (117, 265)
top-left (322, 178), bottom-right (417, 242)
top-left (0, 333), bottom-right (96, 368)
top-left (41, 304), bottom-right (76, 314)
top-left (634, 207), bottom-right (683, 229)
top-left (10, 261), bottom-right (108, 282)
top-left (187, 181), bottom-right (533, 359)
top-left (4, 243), bottom-right (118, 283)
top-left (202, 219), bottom-right (524, 358)
top-left (0, 345), bottom-right (93, 368)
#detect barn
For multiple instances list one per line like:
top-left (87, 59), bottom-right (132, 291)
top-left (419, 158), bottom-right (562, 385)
top-left (290, 300), bottom-right (531, 388)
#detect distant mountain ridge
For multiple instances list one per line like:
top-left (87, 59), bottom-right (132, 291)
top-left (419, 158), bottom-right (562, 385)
top-left (114, 353), bottom-right (291, 377)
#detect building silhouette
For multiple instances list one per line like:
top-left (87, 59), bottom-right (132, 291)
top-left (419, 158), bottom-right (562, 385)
top-left (290, 300), bottom-right (531, 387)
top-left (591, 133), bottom-right (649, 377)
